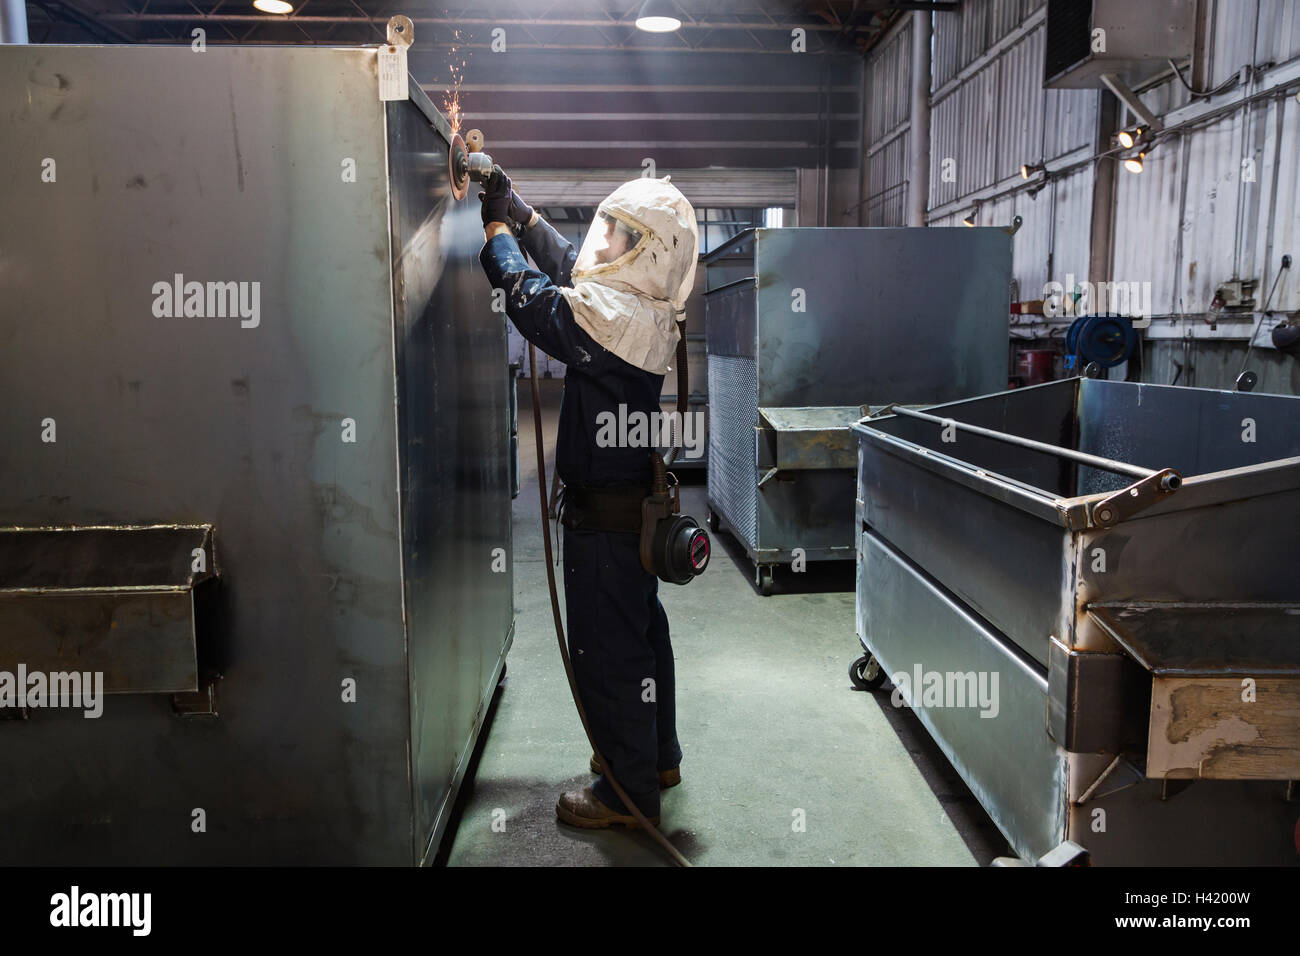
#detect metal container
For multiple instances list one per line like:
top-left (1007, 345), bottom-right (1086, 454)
top-left (703, 226), bottom-right (1010, 593)
top-left (853, 378), bottom-right (1300, 864)
top-left (0, 35), bottom-right (513, 864)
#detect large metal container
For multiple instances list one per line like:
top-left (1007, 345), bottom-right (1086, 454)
top-left (854, 379), bottom-right (1300, 864)
top-left (0, 36), bottom-right (513, 864)
top-left (703, 226), bottom-right (1010, 593)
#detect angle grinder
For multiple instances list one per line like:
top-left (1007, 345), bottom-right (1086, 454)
top-left (449, 128), bottom-right (492, 200)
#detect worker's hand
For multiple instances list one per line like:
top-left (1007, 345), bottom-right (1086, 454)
top-left (507, 189), bottom-right (536, 230)
top-left (479, 164), bottom-right (513, 226)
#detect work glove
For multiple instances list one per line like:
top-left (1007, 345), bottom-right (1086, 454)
top-left (479, 164), bottom-right (513, 226)
top-left (507, 189), bottom-right (535, 230)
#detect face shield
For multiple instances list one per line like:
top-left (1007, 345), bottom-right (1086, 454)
top-left (573, 209), bottom-right (645, 276)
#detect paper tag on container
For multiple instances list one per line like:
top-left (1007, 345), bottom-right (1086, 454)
top-left (378, 45), bottom-right (408, 101)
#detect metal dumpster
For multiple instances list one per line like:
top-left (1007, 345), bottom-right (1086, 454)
top-left (853, 378), bottom-right (1300, 864)
top-left (704, 226), bottom-right (1009, 594)
top-left (0, 31), bottom-right (513, 864)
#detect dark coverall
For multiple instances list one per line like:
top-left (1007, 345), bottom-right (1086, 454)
top-left (480, 219), bottom-right (682, 819)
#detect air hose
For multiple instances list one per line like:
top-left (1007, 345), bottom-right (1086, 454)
top-left (527, 341), bottom-right (691, 867)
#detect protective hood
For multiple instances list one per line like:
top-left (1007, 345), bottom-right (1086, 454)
top-left (559, 176), bottom-right (698, 375)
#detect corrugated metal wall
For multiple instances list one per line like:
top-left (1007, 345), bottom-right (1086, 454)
top-left (927, 0), bottom-right (1097, 305)
top-left (1109, 0), bottom-right (1300, 325)
top-left (874, 0), bottom-right (1300, 389)
top-left (862, 16), bottom-right (912, 226)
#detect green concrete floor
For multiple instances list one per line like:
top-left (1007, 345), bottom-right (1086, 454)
top-left (441, 380), bottom-right (1007, 866)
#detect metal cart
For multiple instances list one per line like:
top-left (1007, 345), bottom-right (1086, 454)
top-left (853, 378), bottom-right (1300, 864)
top-left (703, 226), bottom-right (1010, 593)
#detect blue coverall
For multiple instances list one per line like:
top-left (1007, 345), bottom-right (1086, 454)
top-left (480, 219), bottom-right (683, 819)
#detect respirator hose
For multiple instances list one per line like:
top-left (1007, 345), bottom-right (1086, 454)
top-left (527, 343), bottom-right (691, 868)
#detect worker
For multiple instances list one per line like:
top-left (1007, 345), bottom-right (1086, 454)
top-left (478, 167), bottom-right (698, 830)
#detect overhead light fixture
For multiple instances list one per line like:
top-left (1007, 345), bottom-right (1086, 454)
top-left (253, 0), bottom-right (293, 12)
top-left (635, 0), bottom-right (682, 32)
top-left (1020, 161), bottom-right (1046, 180)
top-left (1116, 126), bottom-right (1146, 149)
top-left (1123, 151), bottom-right (1146, 174)
top-left (962, 207), bottom-right (978, 227)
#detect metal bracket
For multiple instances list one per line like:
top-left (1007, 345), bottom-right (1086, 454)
top-left (387, 15), bottom-right (413, 47)
top-left (172, 674), bottom-right (221, 718)
top-left (1075, 753), bottom-right (1144, 804)
top-left (1089, 467), bottom-right (1182, 528)
top-left (1100, 72), bottom-right (1161, 132)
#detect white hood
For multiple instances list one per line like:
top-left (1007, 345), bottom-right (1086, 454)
top-left (559, 177), bottom-right (698, 375)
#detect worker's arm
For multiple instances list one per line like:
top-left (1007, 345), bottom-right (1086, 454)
top-left (478, 164), bottom-right (577, 285)
top-left (517, 215), bottom-right (577, 289)
top-left (479, 229), bottom-right (606, 371)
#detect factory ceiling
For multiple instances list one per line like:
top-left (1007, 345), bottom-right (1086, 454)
top-left (25, 1), bottom-right (956, 170)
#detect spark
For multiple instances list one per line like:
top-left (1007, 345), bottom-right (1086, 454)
top-left (442, 28), bottom-right (468, 135)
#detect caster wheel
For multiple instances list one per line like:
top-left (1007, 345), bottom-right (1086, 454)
top-left (707, 509), bottom-right (721, 532)
top-left (757, 565), bottom-right (775, 596)
top-left (849, 654), bottom-right (885, 691)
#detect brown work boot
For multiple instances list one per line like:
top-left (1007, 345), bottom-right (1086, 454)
top-left (555, 786), bottom-right (659, 829)
top-left (589, 753), bottom-right (681, 789)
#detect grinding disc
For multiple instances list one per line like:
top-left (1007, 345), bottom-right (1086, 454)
top-left (449, 132), bottom-right (469, 201)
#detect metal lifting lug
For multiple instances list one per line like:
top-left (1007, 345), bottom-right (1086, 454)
top-left (1090, 468), bottom-right (1182, 528)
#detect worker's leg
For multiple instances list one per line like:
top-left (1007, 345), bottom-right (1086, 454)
top-left (563, 526), bottom-right (661, 818)
top-left (646, 590), bottom-right (682, 773)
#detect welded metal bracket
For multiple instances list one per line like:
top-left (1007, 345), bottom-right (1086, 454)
top-left (1075, 753), bottom-right (1145, 804)
top-left (992, 840), bottom-right (1092, 867)
top-left (1089, 467), bottom-right (1182, 528)
top-left (172, 673), bottom-right (221, 719)
top-left (387, 15), bottom-right (413, 46)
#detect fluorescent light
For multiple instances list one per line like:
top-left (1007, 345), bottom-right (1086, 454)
top-left (636, 16), bottom-right (680, 31)
top-left (253, 0), bottom-right (293, 12)
top-left (635, 0), bottom-right (681, 32)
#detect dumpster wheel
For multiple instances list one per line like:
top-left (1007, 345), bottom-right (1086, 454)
top-left (850, 654), bottom-right (886, 691)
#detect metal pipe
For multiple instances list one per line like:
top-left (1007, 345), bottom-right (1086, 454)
top-left (0, 0), bottom-right (28, 44)
top-left (887, 405), bottom-right (1159, 481)
top-left (94, 14), bottom-right (860, 31)
top-left (907, 9), bottom-right (932, 227)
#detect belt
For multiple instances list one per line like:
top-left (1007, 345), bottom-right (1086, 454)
top-left (560, 483), bottom-right (647, 534)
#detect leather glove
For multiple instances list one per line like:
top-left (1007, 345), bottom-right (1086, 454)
top-left (479, 164), bottom-right (512, 226)
top-left (507, 189), bottom-right (535, 230)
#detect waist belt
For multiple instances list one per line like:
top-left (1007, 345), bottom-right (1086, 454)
top-left (561, 483), bottom-right (647, 534)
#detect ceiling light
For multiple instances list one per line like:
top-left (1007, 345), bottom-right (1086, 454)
top-left (253, 0), bottom-right (293, 12)
top-left (635, 0), bottom-right (682, 32)
top-left (1123, 151), bottom-right (1146, 174)
top-left (1117, 126), bottom-right (1145, 149)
